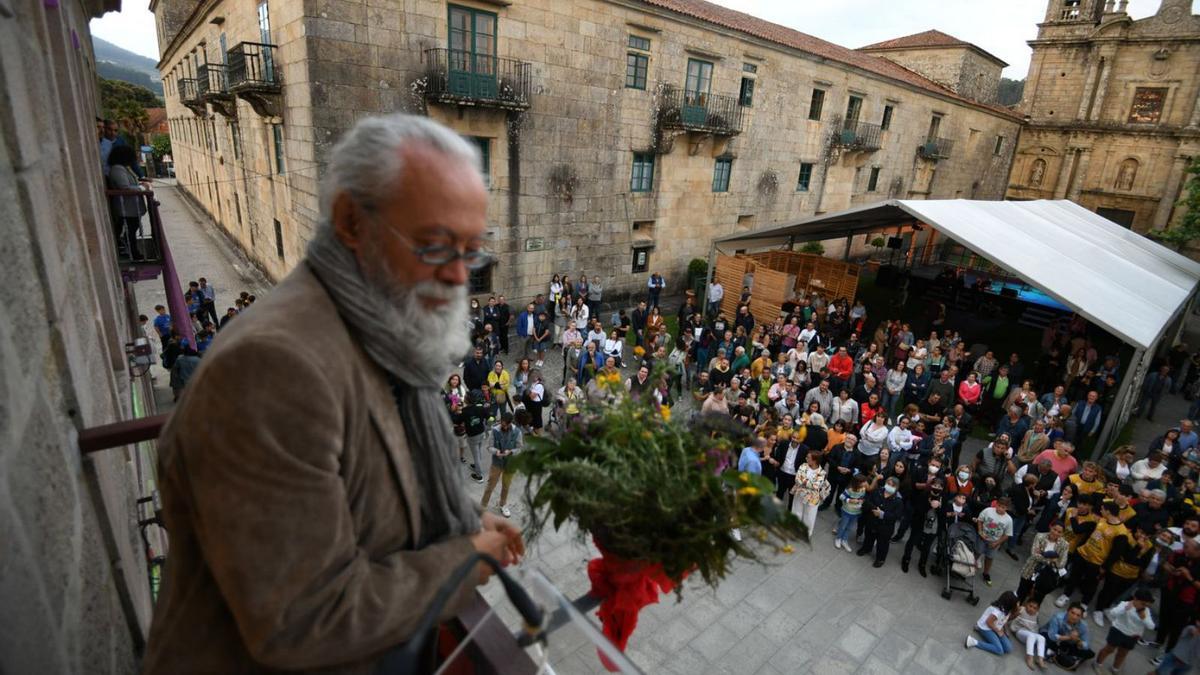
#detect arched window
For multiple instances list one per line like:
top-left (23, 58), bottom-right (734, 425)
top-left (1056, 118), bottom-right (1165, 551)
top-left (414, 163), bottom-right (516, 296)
top-left (1115, 158), bottom-right (1138, 191)
top-left (1028, 158), bottom-right (1047, 187)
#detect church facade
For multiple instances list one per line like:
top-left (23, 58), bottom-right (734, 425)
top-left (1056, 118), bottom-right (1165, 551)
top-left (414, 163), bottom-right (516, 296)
top-left (1006, 0), bottom-right (1200, 233)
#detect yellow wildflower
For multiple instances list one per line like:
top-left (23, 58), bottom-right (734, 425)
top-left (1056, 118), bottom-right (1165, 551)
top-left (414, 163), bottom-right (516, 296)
top-left (738, 472), bottom-right (750, 483)
top-left (660, 405), bottom-right (671, 421)
top-left (641, 431), bottom-right (653, 439)
top-left (782, 545), bottom-right (795, 554)
top-left (633, 345), bottom-right (646, 357)
top-left (737, 486), bottom-right (760, 496)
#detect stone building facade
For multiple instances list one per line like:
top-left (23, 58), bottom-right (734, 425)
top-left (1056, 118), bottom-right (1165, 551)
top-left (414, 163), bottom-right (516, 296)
top-left (859, 30), bottom-right (1008, 106)
top-left (2, 0), bottom-right (156, 670)
top-left (1006, 0), bottom-right (1200, 233)
top-left (154, 0), bottom-right (1021, 303)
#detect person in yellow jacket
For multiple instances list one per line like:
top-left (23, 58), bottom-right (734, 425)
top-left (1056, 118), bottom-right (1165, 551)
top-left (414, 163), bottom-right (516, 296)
top-left (486, 360), bottom-right (512, 417)
top-left (1067, 461), bottom-right (1106, 497)
top-left (1063, 496), bottom-right (1100, 555)
top-left (1055, 500), bottom-right (1129, 611)
top-left (1090, 528), bottom-right (1155, 627)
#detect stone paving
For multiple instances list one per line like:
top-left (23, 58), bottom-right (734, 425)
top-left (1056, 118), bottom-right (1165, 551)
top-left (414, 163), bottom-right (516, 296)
top-left (141, 186), bottom-right (1195, 674)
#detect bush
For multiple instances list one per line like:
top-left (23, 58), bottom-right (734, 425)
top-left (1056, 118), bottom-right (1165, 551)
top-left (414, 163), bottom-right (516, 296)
top-left (870, 236), bottom-right (887, 249)
top-left (800, 241), bottom-right (825, 256)
top-left (688, 258), bottom-right (709, 278)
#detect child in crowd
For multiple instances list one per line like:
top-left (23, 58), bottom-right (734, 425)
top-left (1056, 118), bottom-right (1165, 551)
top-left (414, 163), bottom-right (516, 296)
top-left (834, 475), bottom-right (868, 551)
top-left (1008, 598), bottom-right (1047, 670)
top-left (1093, 589), bottom-right (1156, 673)
top-left (966, 591), bottom-right (1018, 656)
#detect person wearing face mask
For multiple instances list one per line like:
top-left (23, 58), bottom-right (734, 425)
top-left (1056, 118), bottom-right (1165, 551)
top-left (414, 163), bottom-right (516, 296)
top-left (902, 458), bottom-right (944, 577)
top-left (857, 476), bottom-right (904, 567)
top-left (947, 464), bottom-right (976, 500)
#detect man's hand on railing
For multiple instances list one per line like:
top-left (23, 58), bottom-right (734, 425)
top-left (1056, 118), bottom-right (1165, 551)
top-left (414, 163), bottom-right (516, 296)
top-left (473, 511), bottom-right (525, 583)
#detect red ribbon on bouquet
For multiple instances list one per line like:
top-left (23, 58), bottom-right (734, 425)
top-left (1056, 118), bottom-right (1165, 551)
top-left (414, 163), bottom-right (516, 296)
top-left (586, 538), bottom-right (688, 671)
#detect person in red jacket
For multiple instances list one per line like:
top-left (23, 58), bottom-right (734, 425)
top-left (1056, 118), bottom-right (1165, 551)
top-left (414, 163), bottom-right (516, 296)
top-left (828, 346), bottom-right (854, 393)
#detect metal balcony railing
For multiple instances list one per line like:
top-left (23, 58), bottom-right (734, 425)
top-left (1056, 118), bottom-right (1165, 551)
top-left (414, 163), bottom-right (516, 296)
top-left (226, 41), bottom-right (280, 91)
top-left (918, 136), bottom-right (955, 160)
top-left (198, 63), bottom-right (229, 96)
top-left (658, 84), bottom-right (744, 136)
top-left (179, 77), bottom-right (203, 105)
top-left (422, 48), bottom-right (532, 110)
top-left (833, 118), bottom-right (882, 152)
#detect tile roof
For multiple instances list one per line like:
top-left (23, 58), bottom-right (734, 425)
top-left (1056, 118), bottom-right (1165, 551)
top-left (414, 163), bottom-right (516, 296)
top-left (859, 29), bottom-right (1008, 67)
top-left (859, 29), bottom-right (970, 51)
top-left (637, 0), bottom-right (1020, 119)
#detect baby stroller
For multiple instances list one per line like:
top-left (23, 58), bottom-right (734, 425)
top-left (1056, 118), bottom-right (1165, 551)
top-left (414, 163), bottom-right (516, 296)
top-left (936, 520), bottom-right (980, 605)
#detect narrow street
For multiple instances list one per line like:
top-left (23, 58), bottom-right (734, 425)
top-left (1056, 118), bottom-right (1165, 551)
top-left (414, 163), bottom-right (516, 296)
top-left (136, 178), bottom-right (272, 408)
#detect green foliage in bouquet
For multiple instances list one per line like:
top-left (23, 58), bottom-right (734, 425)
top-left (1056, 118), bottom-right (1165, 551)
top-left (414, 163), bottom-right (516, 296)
top-left (511, 365), bottom-right (809, 590)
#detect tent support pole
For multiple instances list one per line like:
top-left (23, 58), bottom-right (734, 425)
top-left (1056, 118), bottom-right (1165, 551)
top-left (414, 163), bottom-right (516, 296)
top-left (703, 242), bottom-right (717, 320)
top-left (1095, 346), bottom-right (1145, 457)
top-left (844, 231), bottom-right (852, 261)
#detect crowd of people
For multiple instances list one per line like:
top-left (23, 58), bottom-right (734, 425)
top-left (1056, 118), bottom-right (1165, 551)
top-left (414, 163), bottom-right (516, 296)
top-left (440, 270), bottom-right (1200, 673)
top-left (140, 278), bottom-right (258, 400)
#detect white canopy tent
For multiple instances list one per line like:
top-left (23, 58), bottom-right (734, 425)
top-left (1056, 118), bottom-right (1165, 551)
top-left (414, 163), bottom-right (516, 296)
top-left (707, 199), bottom-right (1200, 452)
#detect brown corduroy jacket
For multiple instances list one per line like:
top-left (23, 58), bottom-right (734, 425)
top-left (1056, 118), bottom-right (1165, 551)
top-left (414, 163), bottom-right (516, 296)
top-left (144, 264), bottom-right (477, 673)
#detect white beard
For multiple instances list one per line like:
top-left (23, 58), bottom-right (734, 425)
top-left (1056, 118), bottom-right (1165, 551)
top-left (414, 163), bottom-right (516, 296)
top-left (359, 245), bottom-right (472, 372)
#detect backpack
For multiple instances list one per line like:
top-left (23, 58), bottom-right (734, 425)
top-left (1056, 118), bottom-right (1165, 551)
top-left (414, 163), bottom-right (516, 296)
top-left (950, 539), bottom-right (977, 577)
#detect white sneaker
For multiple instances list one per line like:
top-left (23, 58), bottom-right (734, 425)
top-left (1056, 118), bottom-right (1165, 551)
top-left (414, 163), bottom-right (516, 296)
top-left (731, 528), bottom-right (742, 542)
top-left (833, 539), bottom-right (843, 550)
top-left (1093, 610), bottom-right (1105, 627)
top-left (1055, 594), bottom-right (1071, 608)
top-left (965, 636), bottom-right (978, 649)
top-left (501, 505), bottom-right (511, 518)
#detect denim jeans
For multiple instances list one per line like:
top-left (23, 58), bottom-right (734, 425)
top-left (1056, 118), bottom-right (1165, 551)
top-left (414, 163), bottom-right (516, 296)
top-left (1006, 516), bottom-right (1027, 552)
top-left (836, 512), bottom-right (860, 542)
top-left (974, 628), bottom-right (1012, 655)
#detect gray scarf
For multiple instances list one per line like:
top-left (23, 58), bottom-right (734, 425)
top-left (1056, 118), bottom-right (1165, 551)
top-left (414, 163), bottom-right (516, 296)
top-left (306, 226), bottom-right (480, 546)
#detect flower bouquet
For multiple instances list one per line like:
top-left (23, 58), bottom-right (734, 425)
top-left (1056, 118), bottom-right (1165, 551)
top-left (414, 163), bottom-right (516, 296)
top-left (511, 363), bottom-right (808, 669)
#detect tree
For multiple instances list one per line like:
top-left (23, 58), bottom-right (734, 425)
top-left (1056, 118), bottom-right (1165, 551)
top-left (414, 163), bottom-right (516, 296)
top-left (1150, 158), bottom-right (1200, 252)
top-left (997, 78), bottom-right (1025, 107)
top-left (151, 133), bottom-right (172, 160)
top-left (99, 77), bottom-right (161, 143)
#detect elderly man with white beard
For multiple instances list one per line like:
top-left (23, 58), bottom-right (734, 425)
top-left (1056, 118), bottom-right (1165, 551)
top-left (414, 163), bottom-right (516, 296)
top-left (144, 114), bottom-right (524, 674)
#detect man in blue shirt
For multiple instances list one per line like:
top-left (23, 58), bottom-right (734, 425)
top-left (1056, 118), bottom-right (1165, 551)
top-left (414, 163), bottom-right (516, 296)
top-left (738, 437), bottom-right (768, 475)
top-left (733, 438), bottom-right (769, 543)
top-left (152, 305), bottom-right (172, 340)
top-left (1044, 602), bottom-right (1094, 668)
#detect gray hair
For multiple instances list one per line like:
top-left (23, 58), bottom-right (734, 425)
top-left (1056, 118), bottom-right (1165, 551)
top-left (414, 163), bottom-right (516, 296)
top-left (1148, 489), bottom-right (1167, 500)
top-left (318, 113), bottom-right (480, 223)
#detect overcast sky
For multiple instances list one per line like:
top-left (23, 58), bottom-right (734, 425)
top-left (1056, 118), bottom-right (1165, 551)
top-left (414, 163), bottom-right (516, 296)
top-left (92, 0), bottom-right (1189, 75)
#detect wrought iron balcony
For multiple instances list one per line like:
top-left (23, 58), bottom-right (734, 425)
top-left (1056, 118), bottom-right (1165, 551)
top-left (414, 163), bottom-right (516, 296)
top-left (178, 77), bottom-right (207, 116)
top-left (918, 136), bottom-right (955, 160)
top-left (199, 62), bottom-right (237, 117)
top-left (657, 84), bottom-right (744, 136)
top-left (832, 118), bottom-right (882, 152)
top-left (422, 48), bottom-right (532, 111)
top-left (227, 41), bottom-right (281, 117)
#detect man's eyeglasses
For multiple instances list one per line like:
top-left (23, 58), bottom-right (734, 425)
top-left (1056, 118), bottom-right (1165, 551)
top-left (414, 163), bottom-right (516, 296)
top-left (381, 226), bottom-right (494, 271)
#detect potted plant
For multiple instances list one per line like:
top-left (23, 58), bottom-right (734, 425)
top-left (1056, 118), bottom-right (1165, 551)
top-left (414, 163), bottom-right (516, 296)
top-left (513, 360), bottom-right (808, 669)
top-left (865, 236), bottom-right (887, 271)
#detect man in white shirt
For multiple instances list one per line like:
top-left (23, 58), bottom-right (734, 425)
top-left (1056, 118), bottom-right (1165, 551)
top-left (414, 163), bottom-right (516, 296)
top-left (706, 280), bottom-right (724, 317)
top-left (774, 436), bottom-right (804, 510)
top-left (798, 322), bottom-right (817, 349)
